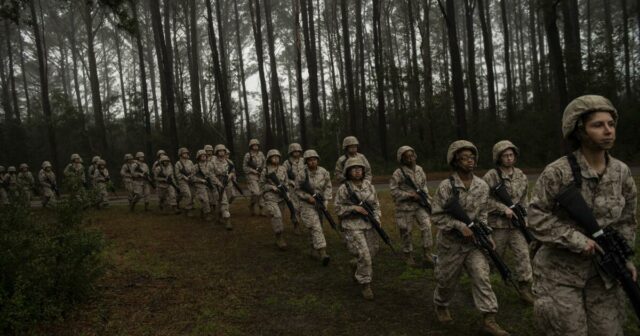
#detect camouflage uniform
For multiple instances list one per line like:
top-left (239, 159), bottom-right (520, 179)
top-left (334, 136), bottom-right (373, 183)
top-left (0, 166), bottom-right (8, 205)
top-left (390, 146), bottom-right (433, 266)
top-left (284, 143), bottom-right (305, 231)
top-left (135, 152), bottom-right (152, 210)
top-left (191, 150), bottom-right (221, 221)
top-left (260, 149), bottom-right (293, 248)
top-left (528, 95), bottom-right (637, 336)
top-left (334, 157), bottom-right (381, 299)
top-left (17, 164), bottom-right (35, 206)
top-left (152, 150), bottom-right (167, 171)
top-left (38, 161), bottom-right (57, 208)
top-left (92, 160), bottom-right (110, 208)
top-left (120, 154), bottom-right (141, 206)
top-left (4, 166), bottom-right (18, 200)
top-left (432, 141), bottom-right (500, 317)
top-left (295, 150), bottom-right (332, 261)
top-left (154, 155), bottom-right (179, 213)
top-left (243, 139), bottom-right (266, 215)
top-left (483, 141), bottom-right (533, 286)
top-left (211, 144), bottom-right (233, 229)
top-left (64, 154), bottom-right (86, 189)
top-left (87, 156), bottom-right (100, 188)
top-left (175, 148), bottom-right (195, 214)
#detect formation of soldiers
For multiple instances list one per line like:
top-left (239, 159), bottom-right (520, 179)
top-left (0, 95), bottom-right (636, 335)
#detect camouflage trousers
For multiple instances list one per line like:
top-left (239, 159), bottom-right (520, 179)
top-left (129, 180), bottom-right (143, 203)
top-left (193, 184), bottom-right (212, 214)
top-left (95, 183), bottom-right (109, 206)
top-left (21, 188), bottom-right (32, 206)
top-left (344, 228), bottom-right (380, 284)
top-left (533, 274), bottom-right (625, 336)
top-left (247, 176), bottom-right (264, 213)
top-left (157, 185), bottom-right (177, 208)
top-left (211, 188), bottom-right (230, 219)
top-left (265, 200), bottom-right (285, 233)
top-left (41, 187), bottom-right (56, 208)
top-left (177, 180), bottom-right (193, 210)
top-left (433, 240), bottom-right (499, 313)
top-left (493, 228), bottom-right (532, 282)
top-left (300, 206), bottom-right (327, 249)
top-left (141, 181), bottom-right (151, 203)
top-left (395, 208), bottom-right (433, 253)
top-left (0, 188), bottom-right (9, 205)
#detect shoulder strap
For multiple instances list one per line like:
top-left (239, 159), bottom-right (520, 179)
top-left (495, 167), bottom-right (504, 182)
top-left (448, 175), bottom-right (459, 199)
top-left (566, 153), bottom-right (582, 189)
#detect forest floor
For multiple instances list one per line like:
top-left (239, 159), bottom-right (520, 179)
top-left (46, 184), bottom-right (640, 336)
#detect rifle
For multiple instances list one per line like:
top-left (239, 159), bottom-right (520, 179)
top-left (167, 174), bottom-right (181, 196)
top-left (399, 167), bottom-right (432, 213)
top-left (286, 161), bottom-right (296, 181)
top-left (98, 170), bottom-right (116, 193)
top-left (220, 161), bottom-right (244, 199)
top-left (444, 176), bottom-right (520, 293)
top-left (266, 172), bottom-right (298, 225)
top-left (491, 177), bottom-right (534, 243)
top-left (247, 154), bottom-right (262, 174)
top-left (344, 182), bottom-right (398, 256)
top-left (136, 163), bottom-right (156, 188)
top-left (45, 174), bottom-right (60, 197)
top-left (196, 163), bottom-right (217, 191)
top-left (300, 170), bottom-right (339, 234)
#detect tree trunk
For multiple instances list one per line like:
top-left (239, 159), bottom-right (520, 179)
top-left (315, 0), bottom-right (327, 122)
top-left (340, 0), bottom-right (357, 137)
top-left (620, 0), bottom-right (631, 99)
top-left (542, 0), bottom-right (568, 111)
top-left (114, 29), bottom-right (129, 119)
top-left (477, 0), bottom-right (496, 121)
top-left (18, 22), bottom-right (32, 120)
top-left (300, 0), bottom-right (321, 143)
top-left (206, 0), bottom-right (236, 156)
top-left (408, 0), bottom-right (424, 138)
top-left (355, 0), bottom-right (367, 135)
top-left (132, 0), bottom-right (153, 157)
top-left (528, 0), bottom-right (541, 109)
top-left (248, 0), bottom-right (273, 148)
top-left (29, 0), bottom-right (59, 173)
top-left (499, 0), bottom-right (514, 122)
top-left (438, 0), bottom-right (467, 138)
top-left (420, 0), bottom-right (436, 151)
top-left (372, 0), bottom-right (387, 161)
top-left (464, 0), bottom-right (479, 128)
top-left (143, 6), bottom-right (161, 131)
top-left (264, 0), bottom-right (289, 146)
top-left (602, 0), bottom-right (616, 100)
top-left (188, 0), bottom-right (203, 128)
top-left (233, 0), bottom-right (252, 140)
top-left (4, 21), bottom-right (20, 122)
top-left (294, 0), bottom-right (308, 147)
top-left (81, 0), bottom-right (108, 154)
top-left (561, 0), bottom-right (584, 99)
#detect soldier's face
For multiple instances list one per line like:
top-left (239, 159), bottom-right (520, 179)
top-left (347, 145), bottom-right (358, 155)
top-left (206, 151), bottom-right (213, 157)
top-left (581, 112), bottom-right (616, 151)
top-left (163, 161), bottom-right (170, 166)
top-left (199, 155), bottom-right (207, 162)
top-left (307, 158), bottom-right (318, 169)
top-left (73, 159), bottom-right (80, 164)
top-left (250, 145), bottom-right (259, 151)
top-left (216, 150), bottom-right (225, 158)
top-left (291, 151), bottom-right (302, 159)
top-left (181, 153), bottom-right (189, 159)
top-left (455, 150), bottom-right (476, 173)
top-left (402, 151), bottom-right (416, 165)
top-left (45, 167), bottom-right (51, 172)
top-left (349, 167), bottom-right (364, 180)
top-left (270, 156), bottom-right (280, 165)
top-left (499, 149), bottom-right (516, 167)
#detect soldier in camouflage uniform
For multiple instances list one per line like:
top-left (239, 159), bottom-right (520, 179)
top-left (284, 143), bottom-right (304, 234)
top-left (211, 144), bottom-right (234, 230)
top-left (334, 157), bottom-right (381, 300)
top-left (243, 139), bottom-right (266, 216)
top-left (152, 149), bottom-right (167, 171)
top-left (528, 95), bottom-right (637, 336)
top-left (192, 149), bottom-right (220, 221)
top-left (431, 140), bottom-right (509, 336)
top-left (135, 152), bottom-right (152, 211)
top-left (334, 136), bottom-right (372, 184)
top-left (390, 146), bottom-right (434, 268)
top-left (483, 140), bottom-right (534, 304)
top-left (260, 149), bottom-right (293, 250)
top-left (0, 166), bottom-right (8, 206)
top-left (175, 147), bottom-right (195, 216)
top-left (87, 156), bottom-right (101, 188)
top-left (154, 155), bottom-right (180, 215)
top-left (121, 154), bottom-right (139, 207)
top-left (92, 159), bottom-right (111, 208)
top-left (38, 161), bottom-right (57, 208)
top-left (223, 148), bottom-right (238, 203)
top-left (204, 144), bottom-right (214, 161)
top-left (64, 153), bottom-right (86, 190)
top-left (5, 166), bottom-right (18, 201)
top-left (295, 149), bottom-right (333, 266)
top-left (17, 163), bottom-right (35, 206)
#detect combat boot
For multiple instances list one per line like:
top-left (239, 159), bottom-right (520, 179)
top-left (361, 283), bottom-right (374, 300)
top-left (223, 217), bottom-right (233, 230)
top-left (423, 249), bottom-right (435, 269)
top-left (318, 248), bottom-right (330, 266)
top-left (481, 313), bottom-right (510, 336)
top-left (275, 232), bottom-right (287, 250)
top-left (518, 281), bottom-right (535, 305)
top-left (435, 305), bottom-right (452, 323)
top-left (404, 252), bottom-right (417, 267)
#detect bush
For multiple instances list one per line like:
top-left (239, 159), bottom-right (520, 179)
top-left (0, 192), bottom-right (105, 334)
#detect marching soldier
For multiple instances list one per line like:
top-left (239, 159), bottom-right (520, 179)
top-left (528, 95), bottom-right (637, 335)
top-left (483, 140), bottom-right (534, 304)
top-left (211, 144), bottom-right (234, 230)
top-left (17, 163), bottom-right (35, 206)
top-left (260, 149), bottom-right (292, 250)
top-left (334, 157), bottom-right (381, 300)
top-left (192, 149), bottom-right (220, 222)
top-left (154, 155), bottom-right (180, 215)
top-left (243, 139), bottom-right (266, 216)
top-left (135, 152), bottom-right (152, 211)
top-left (204, 144), bottom-right (215, 161)
top-left (175, 147), bottom-right (195, 216)
top-left (64, 153), bottom-right (86, 189)
top-left (5, 166), bottom-right (18, 200)
top-left (295, 149), bottom-right (332, 266)
top-left (88, 155), bottom-right (101, 188)
top-left (0, 166), bottom-right (8, 206)
top-left (431, 140), bottom-right (509, 336)
top-left (284, 143), bottom-right (304, 233)
top-left (152, 149), bottom-right (167, 170)
top-left (38, 161), bottom-right (58, 208)
top-left (121, 154), bottom-right (140, 208)
top-left (93, 159), bottom-right (111, 208)
top-left (334, 136), bottom-right (372, 183)
top-left (224, 148), bottom-right (239, 204)
top-left (390, 146), bottom-right (435, 268)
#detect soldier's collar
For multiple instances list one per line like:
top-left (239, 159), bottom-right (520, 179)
top-left (573, 149), bottom-right (611, 181)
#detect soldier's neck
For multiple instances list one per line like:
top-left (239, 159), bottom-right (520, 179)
top-left (579, 146), bottom-right (607, 174)
top-left (498, 166), bottom-right (514, 175)
top-left (456, 170), bottom-right (474, 183)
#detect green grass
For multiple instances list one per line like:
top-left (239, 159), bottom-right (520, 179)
top-left (45, 181), bottom-right (640, 335)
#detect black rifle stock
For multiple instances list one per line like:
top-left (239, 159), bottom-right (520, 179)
top-left (400, 168), bottom-right (432, 213)
top-left (300, 173), bottom-right (339, 233)
top-left (266, 172), bottom-right (298, 225)
top-left (492, 181), bottom-right (534, 243)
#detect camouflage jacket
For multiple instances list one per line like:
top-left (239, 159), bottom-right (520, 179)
top-left (390, 164), bottom-right (431, 212)
top-left (295, 167), bottom-right (332, 209)
top-left (334, 180), bottom-right (381, 231)
top-left (483, 167), bottom-right (529, 229)
top-left (260, 165), bottom-right (290, 202)
top-left (243, 151), bottom-right (266, 177)
top-left (38, 170), bottom-right (56, 188)
top-left (283, 157), bottom-right (306, 187)
top-left (334, 153), bottom-right (372, 183)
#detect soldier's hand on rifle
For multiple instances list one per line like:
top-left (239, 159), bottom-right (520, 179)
top-left (308, 196), bottom-right (316, 204)
top-left (504, 207), bottom-right (514, 219)
top-left (582, 239), bottom-right (599, 256)
top-left (409, 191), bottom-right (419, 200)
top-left (354, 206), bottom-right (368, 216)
top-left (488, 236), bottom-right (497, 250)
top-left (229, 172), bottom-right (236, 180)
top-left (626, 261), bottom-right (638, 282)
top-left (460, 226), bottom-right (475, 242)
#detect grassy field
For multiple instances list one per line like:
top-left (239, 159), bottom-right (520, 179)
top-left (47, 184), bottom-right (640, 336)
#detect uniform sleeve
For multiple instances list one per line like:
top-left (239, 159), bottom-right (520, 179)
top-left (482, 170), bottom-right (509, 216)
top-left (295, 173), bottom-right (312, 201)
top-left (323, 170), bottom-right (332, 201)
top-left (369, 184), bottom-right (382, 222)
top-left (259, 168), bottom-right (271, 193)
top-left (615, 165), bottom-right (638, 245)
top-left (431, 180), bottom-right (468, 232)
top-left (527, 166), bottom-right (590, 253)
top-left (389, 169), bottom-right (412, 202)
top-left (39, 171), bottom-right (50, 188)
top-left (334, 184), bottom-right (357, 217)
